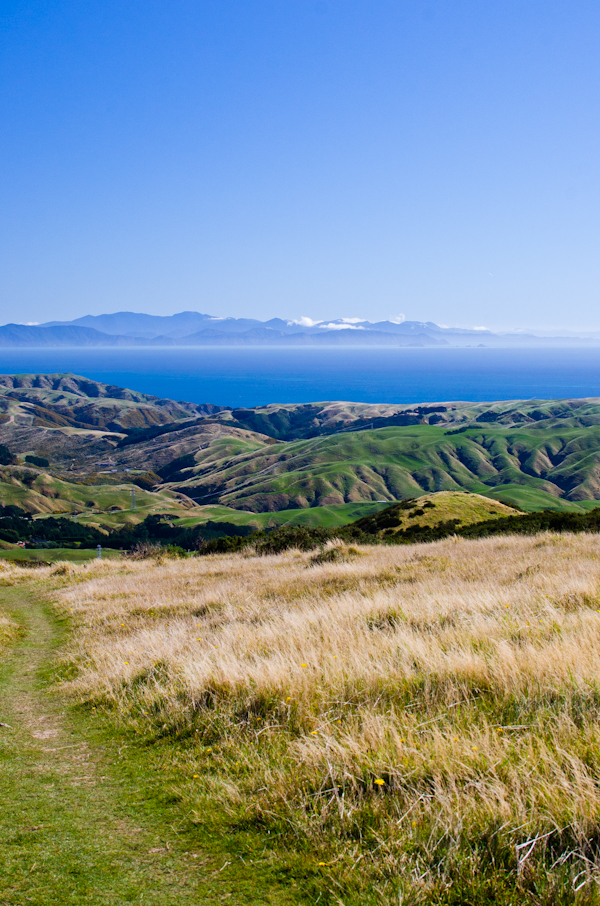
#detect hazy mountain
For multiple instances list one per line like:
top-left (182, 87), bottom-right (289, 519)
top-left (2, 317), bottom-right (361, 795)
top-left (173, 327), bottom-right (446, 346)
top-left (0, 324), bottom-right (135, 347)
top-left (42, 310), bottom-right (223, 338)
top-left (3, 318), bottom-right (447, 347)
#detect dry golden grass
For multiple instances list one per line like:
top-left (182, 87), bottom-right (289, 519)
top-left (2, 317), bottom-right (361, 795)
top-left (0, 610), bottom-right (17, 650)
top-left (34, 535), bottom-right (600, 901)
top-left (0, 563), bottom-right (20, 649)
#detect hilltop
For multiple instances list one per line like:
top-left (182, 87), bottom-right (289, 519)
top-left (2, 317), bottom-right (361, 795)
top-left (351, 491), bottom-right (519, 538)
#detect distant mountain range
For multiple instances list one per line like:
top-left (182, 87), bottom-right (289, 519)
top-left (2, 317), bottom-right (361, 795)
top-left (0, 311), bottom-right (598, 347)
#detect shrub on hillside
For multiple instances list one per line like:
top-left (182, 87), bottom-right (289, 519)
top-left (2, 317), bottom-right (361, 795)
top-left (126, 542), bottom-right (163, 560)
top-left (161, 545), bottom-right (187, 558)
top-left (254, 525), bottom-right (334, 555)
top-left (130, 471), bottom-right (161, 490)
top-left (310, 544), bottom-right (360, 565)
top-left (0, 444), bottom-right (15, 465)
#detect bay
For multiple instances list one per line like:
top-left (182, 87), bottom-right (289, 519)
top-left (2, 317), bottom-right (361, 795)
top-left (0, 346), bottom-right (599, 408)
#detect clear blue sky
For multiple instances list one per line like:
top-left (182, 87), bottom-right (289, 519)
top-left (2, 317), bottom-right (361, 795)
top-left (1, 0), bottom-right (599, 330)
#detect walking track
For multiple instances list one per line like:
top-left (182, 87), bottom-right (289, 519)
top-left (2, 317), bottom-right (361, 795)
top-left (0, 588), bottom-right (288, 905)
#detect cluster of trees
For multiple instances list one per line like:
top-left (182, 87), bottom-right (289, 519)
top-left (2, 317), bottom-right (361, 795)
top-left (116, 418), bottom-right (212, 448)
top-left (0, 505), bottom-right (360, 554)
top-left (110, 514), bottom-right (254, 550)
top-left (0, 445), bottom-right (15, 465)
top-left (0, 508), bottom-right (254, 549)
top-left (0, 446), bottom-right (49, 469)
top-left (199, 524), bottom-right (336, 556)
top-left (0, 505), bottom-right (106, 547)
top-left (24, 454), bottom-right (49, 468)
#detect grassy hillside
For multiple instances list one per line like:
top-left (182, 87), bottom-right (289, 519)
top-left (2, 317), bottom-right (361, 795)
top-left (216, 395), bottom-right (600, 438)
top-left (0, 372), bottom-right (218, 430)
top-left (170, 422), bottom-right (600, 512)
top-left (0, 465), bottom-right (192, 522)
top-left (18, 530), bottom-right (600, 903)
top-left (176, 494), bottom-right (519, 534)
top-left (122, 428), bottom-right (269, 476)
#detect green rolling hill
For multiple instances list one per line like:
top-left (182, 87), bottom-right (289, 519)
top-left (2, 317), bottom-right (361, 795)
top-left (3, 374), bottom-right (600, 526)
top-left (166, 420), bottom-right (600, 513)
top-left (0, 464), bottom-right (193, 521)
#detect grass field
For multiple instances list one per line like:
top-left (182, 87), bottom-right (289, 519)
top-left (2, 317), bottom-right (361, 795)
top-left (178, 500), bottom-right (392, 530)
top-left (1, 531), bottom-right (595, 903)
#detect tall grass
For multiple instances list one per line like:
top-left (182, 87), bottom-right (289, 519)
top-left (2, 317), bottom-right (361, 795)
top-left (43, 535), bottom-right (600, 902)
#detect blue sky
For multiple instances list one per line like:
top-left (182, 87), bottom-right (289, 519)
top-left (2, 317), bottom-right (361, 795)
top-left (1, 0), bottom-right (599, 330)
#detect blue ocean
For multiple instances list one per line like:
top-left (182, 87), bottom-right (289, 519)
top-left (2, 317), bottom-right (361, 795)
top-left (0, 346), bottom-right (599, 408)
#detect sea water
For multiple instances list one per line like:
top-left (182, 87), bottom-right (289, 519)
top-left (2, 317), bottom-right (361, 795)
top-left (0, 346), bottom-right (599, 408)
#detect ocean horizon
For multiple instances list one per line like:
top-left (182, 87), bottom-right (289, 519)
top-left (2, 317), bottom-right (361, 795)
top-left (1, 346), bottom-right (599, 408)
